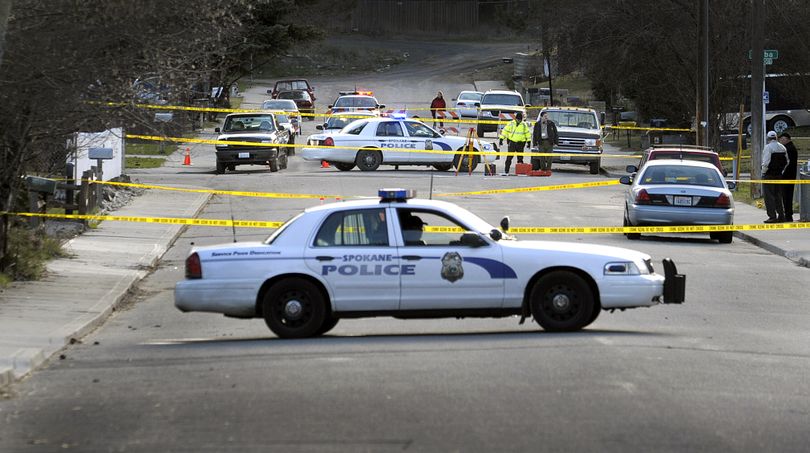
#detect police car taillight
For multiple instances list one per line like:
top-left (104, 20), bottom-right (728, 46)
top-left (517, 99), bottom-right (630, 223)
top-left (379, 188), bottom-right (415, 201)
top-left (186, 252), bottom-right (202, 279)
top-left (323, 137), bottom-right (335, 147)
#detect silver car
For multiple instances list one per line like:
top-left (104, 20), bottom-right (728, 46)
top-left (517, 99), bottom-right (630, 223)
top-left (453, 90), bottom-right (483, 118)
top-left (620, 160), bottom-right (735, 243)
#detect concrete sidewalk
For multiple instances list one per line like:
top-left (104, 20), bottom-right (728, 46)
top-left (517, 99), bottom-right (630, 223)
top-left (0, 188), bottom-right (210, 387)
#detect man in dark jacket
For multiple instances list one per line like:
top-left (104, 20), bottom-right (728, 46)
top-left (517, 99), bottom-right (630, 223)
top-left (779, 132), bottom-right (798, 222)
top-left (532, 111), bottom-right (559, 171)
top-left (430, 91), bottom-right (446, 128)
top-left (762, 131), bottom-right (789, 223)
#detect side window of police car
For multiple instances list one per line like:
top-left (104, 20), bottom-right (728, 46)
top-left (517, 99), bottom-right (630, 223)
top-left (397, 210), bottom-right (474, 247)
top-left (315, 209), bottom-right (388, 247)
top-left (404, 121), bottom-right (438, 138)
top-left (376, 122), bottom-right (403, 137)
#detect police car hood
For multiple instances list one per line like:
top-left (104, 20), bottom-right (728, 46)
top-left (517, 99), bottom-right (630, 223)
top-left (555, 126), bottom-right (602, 138)
top-left (193, 242), bottom-right (272, 259)
top-left (504, 240), bottom-right (651, 262)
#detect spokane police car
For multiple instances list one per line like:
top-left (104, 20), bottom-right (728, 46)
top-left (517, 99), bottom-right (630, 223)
top-left (175, 189), bottom-right (685, 339)
top-left (301, 116), bottom-right (497, 172)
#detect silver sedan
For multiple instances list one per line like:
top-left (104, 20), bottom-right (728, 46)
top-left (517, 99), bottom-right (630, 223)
top-left (620, 159), bottom-right (735, 243)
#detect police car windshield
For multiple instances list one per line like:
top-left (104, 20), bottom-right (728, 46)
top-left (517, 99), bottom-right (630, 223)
top-left (335, 97), bottom-right (377, 108)
top-left (481, 94), bottom-right (522, 106)
top-left (543, 111), bottom-right (598, 129)
top-left (327, 116), bottom-right (361, 129)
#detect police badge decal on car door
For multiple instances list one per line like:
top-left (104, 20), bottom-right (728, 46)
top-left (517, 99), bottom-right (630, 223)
top-left (441, 252), bottom-right (464, 283)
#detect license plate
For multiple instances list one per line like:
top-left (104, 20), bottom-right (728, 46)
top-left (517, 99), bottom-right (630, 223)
top-left (560, 155), bottom-right (571, 161)
top-left (674, 196), bottom-right (692, 206)
top-left (238, 152), bottom-right (250, 159)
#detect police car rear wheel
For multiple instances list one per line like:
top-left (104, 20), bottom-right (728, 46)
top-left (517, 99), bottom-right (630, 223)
top-left (263, 278), bottom-right (327, 339)
top-left (624, 211), bottom-right (640, 240)
top-left (453, 152), bottom-right (479, 172)
top-left (334, 162), bottom-right (355, 171)
top-left (530, 271), bottom-right (595, 332)
top-left (433, 163), bottom-right (453, 171)
top-left (356, 150), bottom-right (382, 171)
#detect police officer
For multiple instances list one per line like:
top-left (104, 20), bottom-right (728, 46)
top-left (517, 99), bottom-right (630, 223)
top-left (498, 112), bottom-right (531, 175)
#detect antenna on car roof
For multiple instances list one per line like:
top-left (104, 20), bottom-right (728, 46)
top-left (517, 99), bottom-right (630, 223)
top-left (231, 215), bottom-right (238, 243)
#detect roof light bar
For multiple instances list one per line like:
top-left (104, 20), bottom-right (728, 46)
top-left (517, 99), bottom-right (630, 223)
top-left (378, 188), bottom-right (415, 201)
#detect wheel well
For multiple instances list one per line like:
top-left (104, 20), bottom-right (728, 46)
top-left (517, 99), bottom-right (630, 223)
top-left (770, 115), bottom-right (795, 125)
top-left (255, 274), bottom-right (332, 318)
top-left (522, 266), bottom-right (602, 316)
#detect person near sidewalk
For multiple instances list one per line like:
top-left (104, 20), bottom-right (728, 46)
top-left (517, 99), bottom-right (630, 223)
top-left (778, 132), bottom-right (799, 222)
top-left (430, 91), bottom-right (446, 128)
top-left (532, 111), bottom-right (559, 171)
top-left (498, 112), bottom-right (531, 175)
top-left (762, 130), bottom-right (789, 223)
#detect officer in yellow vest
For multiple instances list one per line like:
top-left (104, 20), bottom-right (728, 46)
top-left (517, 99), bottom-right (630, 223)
top-left (498, 112), bottom-right (531, 175)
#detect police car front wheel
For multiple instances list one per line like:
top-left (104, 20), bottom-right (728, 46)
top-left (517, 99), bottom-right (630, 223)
top-left (263, 278), bottom-right (327, 339)
top-left (530, 271), bottom-right (595, 332)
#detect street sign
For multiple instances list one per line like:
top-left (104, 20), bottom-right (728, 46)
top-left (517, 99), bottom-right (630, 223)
top-left (748, 49), bottom-right (779, 64)
top-left (764, 91), bottom-right (769, 105)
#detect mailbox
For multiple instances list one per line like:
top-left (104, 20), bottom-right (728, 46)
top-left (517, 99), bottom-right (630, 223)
top-left (25, 176), bottom-right (57, 194)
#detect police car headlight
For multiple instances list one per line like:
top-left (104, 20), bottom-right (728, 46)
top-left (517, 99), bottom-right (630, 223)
top-left (482, 143), bottom-right (493, 151)
top-left (604, 261), bottom-right (643, 276)
top-left (584, 139), bottom-right (597, 147)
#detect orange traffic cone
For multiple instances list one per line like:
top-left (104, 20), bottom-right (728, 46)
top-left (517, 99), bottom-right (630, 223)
top-left (321, 160), bottom-right (330, 168)
top-left (182, 147), bottom-right (192, 166)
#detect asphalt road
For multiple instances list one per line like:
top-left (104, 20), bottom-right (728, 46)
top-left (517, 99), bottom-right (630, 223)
top-left (1, 40), bottom-right (809, 452)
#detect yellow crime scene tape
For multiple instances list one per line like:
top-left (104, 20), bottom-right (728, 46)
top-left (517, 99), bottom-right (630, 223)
top-left (7, 211), bottom-right (809, 234)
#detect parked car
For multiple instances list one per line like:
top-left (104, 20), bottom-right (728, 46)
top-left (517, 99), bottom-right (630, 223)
top-left (629, 145), bottom-right (727, 176)
top-left (328, 93), bottom-right (385, 116)
top-left (214, 113), bottom-right (289, 174)
top-left (620, 160), bottom-right (735, 243)
top-left (262, 99), bottom-right (301, 145)
top-left (453, 90), bottom-right (483, 118)
top-left (475, 90), bottom-right (528, 137)
top-left (302, 116), bottom-right (496, 172)
top-left (269, 79), bottom-right (315, 102)
top-left (276, 90), bottom-right (315, 118)
top-left (175, 189), bottom-right (685, 338)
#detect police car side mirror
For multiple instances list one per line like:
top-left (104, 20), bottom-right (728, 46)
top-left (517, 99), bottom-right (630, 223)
top-left (378, 104), bottom-right (386, 109)
top-left (215, 127), bottom-right (221, 133)
top-left (474, 102), bottom-right (481, 107)
top-left (460, 232), bottom-right (486, 247)
top-left (328, 104), bottom-right (334, 109)
top-left (316, 125), bottom-right (324, 130)
top-left (626, 164), bottom-right (638, 173)
top-left (489, 229), bottom-right (503, 241)
top-left (266, 89), bottom-right (272, 94)
top-left (500, 216), bottom-right (510, 232)
top-left (619, 176), bottom-right (632, 185)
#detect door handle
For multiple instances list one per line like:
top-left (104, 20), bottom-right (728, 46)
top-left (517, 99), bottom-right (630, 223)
top-left (315, 256), bottom-right (334, 261)
top-left (401, 255), bottom-right (422, 261)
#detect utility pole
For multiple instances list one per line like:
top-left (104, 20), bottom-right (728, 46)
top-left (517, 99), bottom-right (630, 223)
top-left (750, 0), bottom-right (765, 198)
top-left (696, 0), bottom-right (710, 146)
top-left (0, 0), bottom-right (12, 66)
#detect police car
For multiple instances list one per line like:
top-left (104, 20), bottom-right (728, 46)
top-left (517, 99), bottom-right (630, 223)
top-left (175, 189), bottom-right (685, 339)
top-left (327, 91), bottom-right (385, 116)
top-left (301, 116), bottom-right (497, 172)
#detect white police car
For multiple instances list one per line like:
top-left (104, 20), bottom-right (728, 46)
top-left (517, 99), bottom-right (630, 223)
top-left (301, 116), bottom-right (497, 172)
top-left (175, 189), bottom-right (685, 339)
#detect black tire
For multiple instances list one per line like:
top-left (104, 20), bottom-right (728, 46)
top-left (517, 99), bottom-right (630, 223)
top-left (711, 231), bottom-right (733, 244)
top-left (453, 151), bottom-right (479, 172)
top-left (263, 278), bottom-right (327, 339)
top-left (530, 271), bottom-right (595, 332)
top-left (269, 157), bottom-right (279, 172)
top-left (476, 125), bottom-right (485, 138)
top-left (316, 316), bottom-right (339, 336)
top-left (433, 163), bottom-right (453, 172)
top-left (743, 118), bottom-right (752, 137)
top-left (768, 116), bottom-right (794, 134)
top-left (624, 211), bottom-right (640, 240)
top-left (356, 149), bottom-right (382, 171)
top-left (334, 162), bottom-right (355, 171)
top-left (278, 151), bottom-right (288, 170)
top-left (215, 161), bottom-right (226, 174)
top-left (582, 306), bottom-right (601, 328)
top-left (227, 164), bottom-right (236, 171)
top-left (589, 160), bottom-right (600, 175)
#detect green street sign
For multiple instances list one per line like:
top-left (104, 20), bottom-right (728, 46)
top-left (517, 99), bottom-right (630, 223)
top-left (748, 49), bottom-right (779, 61)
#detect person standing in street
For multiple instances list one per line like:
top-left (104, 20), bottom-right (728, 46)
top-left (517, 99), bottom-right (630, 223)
top-left (430, 91), bottom-right (446, 128)
top-left (762, 130), bottom-right (789, 223)
top-left (778, 132), bottom-right (798, 222)
top-left (532, 111), bottom-right (559, 171)
top-left (498, 112), bottom-right (531, 175)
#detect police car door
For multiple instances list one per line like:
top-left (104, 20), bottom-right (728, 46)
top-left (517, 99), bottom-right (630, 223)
top-left (375, 121), bottom-right (412, 162)
top-left (304, 207), bottom-right (400, 312)
top-left (395, 208), bottom-right (506, 310)
top-left (403, 121), bottom-right (446, 163)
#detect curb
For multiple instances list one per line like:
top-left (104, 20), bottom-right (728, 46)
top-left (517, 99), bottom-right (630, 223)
top-left (0, 191), bottom-right (212, 389)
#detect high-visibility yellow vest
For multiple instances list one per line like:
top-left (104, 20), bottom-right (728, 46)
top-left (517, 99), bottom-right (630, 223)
top-left (499, 120), bottom-right (531, 142)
